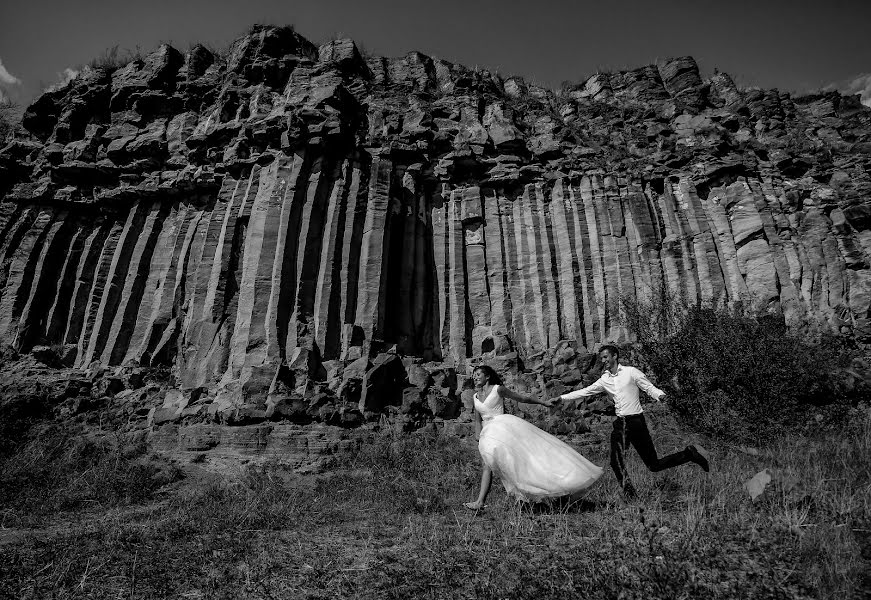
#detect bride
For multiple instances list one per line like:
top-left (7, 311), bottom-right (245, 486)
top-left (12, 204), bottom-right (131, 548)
top-left (463, 365), bottom-right (604, 509)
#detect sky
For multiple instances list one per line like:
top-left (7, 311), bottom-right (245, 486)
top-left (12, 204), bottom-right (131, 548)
top-left (1, 0), bottom-right (870, 107)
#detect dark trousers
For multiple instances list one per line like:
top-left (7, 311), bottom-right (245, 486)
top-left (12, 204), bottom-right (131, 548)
top-left (610, 413), bottom-right (692, 488)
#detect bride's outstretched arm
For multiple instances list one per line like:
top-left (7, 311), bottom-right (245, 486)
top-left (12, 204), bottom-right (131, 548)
top-left (500, 386), bottom-right (557, 407)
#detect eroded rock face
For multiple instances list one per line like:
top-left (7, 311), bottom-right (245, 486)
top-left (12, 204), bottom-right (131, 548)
top-left (1, 26), bottom-right (871, 425)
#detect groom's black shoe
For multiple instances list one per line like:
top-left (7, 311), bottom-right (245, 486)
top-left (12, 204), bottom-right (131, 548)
top-left (622, 482), bottom-right (638, 500)
top-left (686, 445), bottom-right (710, 472)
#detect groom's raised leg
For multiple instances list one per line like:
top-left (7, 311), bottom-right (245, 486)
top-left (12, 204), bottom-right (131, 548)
top-left (627, 415), bottom-right (694, 472)
top-left (686, 445), bottom-right (710, 472)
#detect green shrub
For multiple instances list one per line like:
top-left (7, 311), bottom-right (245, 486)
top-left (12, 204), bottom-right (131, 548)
top-left (622, 295), bottom-right (858, 443)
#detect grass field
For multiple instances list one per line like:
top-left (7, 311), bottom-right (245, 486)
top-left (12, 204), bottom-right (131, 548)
top-left (1, 406), bottom-right (869, 599)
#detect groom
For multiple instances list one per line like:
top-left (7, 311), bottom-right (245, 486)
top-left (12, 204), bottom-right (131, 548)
top-left (551, 345), bottom-right (709, 498)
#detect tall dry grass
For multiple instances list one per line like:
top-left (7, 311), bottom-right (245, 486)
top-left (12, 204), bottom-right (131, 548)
top-left (0, 426), bottom-right (181, 528)
top-left (2, 411), bottom-right (868, 598)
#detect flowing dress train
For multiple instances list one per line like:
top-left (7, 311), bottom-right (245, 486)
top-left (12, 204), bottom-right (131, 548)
top-left (475, 386), bottom-right (603, 502)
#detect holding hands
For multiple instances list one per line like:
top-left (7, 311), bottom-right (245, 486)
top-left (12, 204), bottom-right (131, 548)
top-left (542, 396), bottom-right (560, 408)
top-left (533, 373), bottom-right (561, 409)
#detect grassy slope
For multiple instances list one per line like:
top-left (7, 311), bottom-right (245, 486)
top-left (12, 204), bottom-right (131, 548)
top-left (1, 407), bottom-right (869, 599)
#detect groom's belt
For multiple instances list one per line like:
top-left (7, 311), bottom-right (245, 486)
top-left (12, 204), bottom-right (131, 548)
top-left (615, 412), bottom-right (644, 419)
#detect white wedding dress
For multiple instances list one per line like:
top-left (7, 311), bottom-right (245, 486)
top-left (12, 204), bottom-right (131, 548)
top-left (475, 385), bottom-right (604, 502)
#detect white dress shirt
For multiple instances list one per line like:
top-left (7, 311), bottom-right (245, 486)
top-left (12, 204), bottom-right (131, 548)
top-left (559, 364), bottom-right (665, 416)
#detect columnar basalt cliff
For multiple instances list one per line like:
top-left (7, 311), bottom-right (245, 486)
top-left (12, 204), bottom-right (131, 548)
top-left (1, 26), bottom-right (870, 425)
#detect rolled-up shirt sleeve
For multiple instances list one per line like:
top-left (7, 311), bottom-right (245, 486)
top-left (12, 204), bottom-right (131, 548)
top-left (560, 377), bottom-right (605, 401)
top-left (632, 367), bottom-right (665, 401)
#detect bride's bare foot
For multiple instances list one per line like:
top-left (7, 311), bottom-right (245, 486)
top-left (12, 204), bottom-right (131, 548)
top-left (463, 501), bottom-right (485, 510)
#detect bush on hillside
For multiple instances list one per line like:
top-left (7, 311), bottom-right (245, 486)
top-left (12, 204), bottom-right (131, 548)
top-left (0, 98), bottom-right (22, 143)
top-left (86, 45), bottom-right (144, 72)
top-left (622, 295), bottom-right (860, 443)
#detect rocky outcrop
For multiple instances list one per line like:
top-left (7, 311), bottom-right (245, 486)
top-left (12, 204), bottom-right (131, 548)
top-left (1, 25), bottom-right (870, 425)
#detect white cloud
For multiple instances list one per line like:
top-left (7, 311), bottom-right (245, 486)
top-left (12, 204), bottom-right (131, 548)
top-left (830, 73), bottom-right (871, 108)
top-left (0, 57), bottom-right (22, 86)
top-left (844, 73), bottom-right (871, 107)
top-left (45, 67), bottom-right (80, 92)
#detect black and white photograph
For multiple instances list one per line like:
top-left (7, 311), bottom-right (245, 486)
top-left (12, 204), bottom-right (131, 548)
top-left (0, 1), bottom-right (869, 598)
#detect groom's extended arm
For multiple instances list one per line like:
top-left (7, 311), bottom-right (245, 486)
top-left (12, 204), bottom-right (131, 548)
top-left (556, 378), bottom-right (606, 403)
top-left (631, 368), bottom-right (666, 402)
